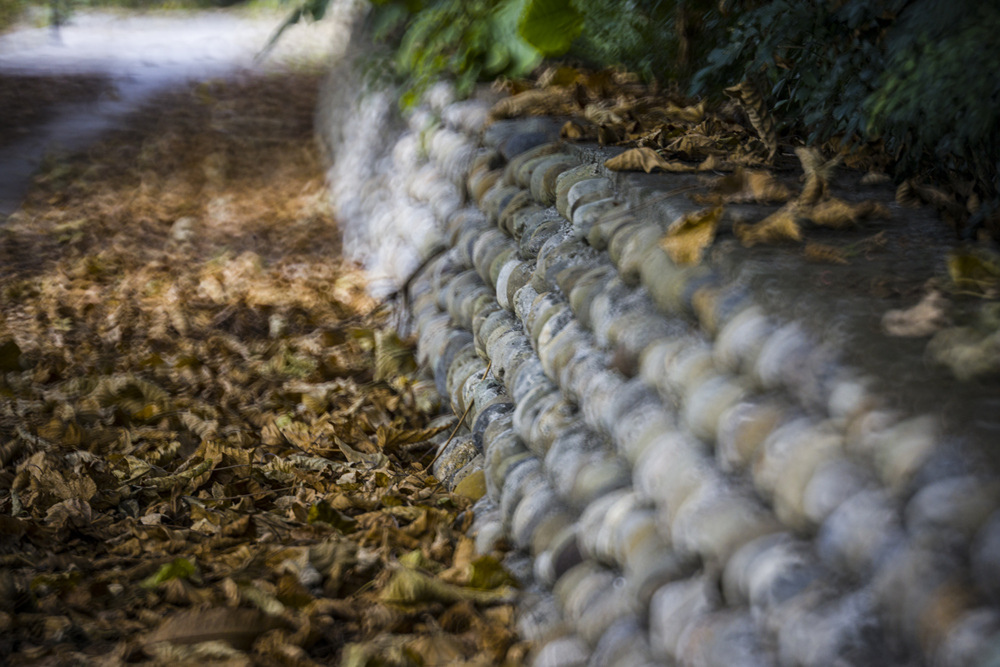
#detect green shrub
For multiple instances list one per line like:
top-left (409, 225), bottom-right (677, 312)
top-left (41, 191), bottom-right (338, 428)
top-left (868, 0), bottom-right (1000, 198)
top-left (0, 0), bottom-right (25, 32)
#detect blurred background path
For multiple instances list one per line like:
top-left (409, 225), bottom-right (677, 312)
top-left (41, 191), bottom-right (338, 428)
top-left (0, 7), bottom-right (340, 215)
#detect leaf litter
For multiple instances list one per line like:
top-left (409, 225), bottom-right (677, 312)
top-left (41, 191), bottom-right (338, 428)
top-left (0, 72), bottom-right (525, 666)
top-left (490, 66), bottom-right (894, 266)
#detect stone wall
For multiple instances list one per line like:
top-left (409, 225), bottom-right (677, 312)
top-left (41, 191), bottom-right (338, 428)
top-left (318, 31), bottom-right (1000, 666)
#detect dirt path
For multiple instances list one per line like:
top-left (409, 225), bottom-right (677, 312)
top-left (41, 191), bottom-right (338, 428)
top-left (0, 8), bottom-right (343, 215)
top-left (0, 19), bottom-right (524, 667)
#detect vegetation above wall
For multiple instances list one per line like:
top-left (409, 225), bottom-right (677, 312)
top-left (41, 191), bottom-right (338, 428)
top-left (278, 0), bottom-right (995, 237)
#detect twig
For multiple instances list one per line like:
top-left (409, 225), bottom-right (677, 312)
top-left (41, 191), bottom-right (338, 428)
top-left (426, 360), bottom-right (492, 473)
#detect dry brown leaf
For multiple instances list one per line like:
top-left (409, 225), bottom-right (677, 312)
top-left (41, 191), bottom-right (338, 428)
top-left (696, 154), bottom-right (728, 172)
top-left (724, 81), bottom-right (777, 161)
top-left (605, 147), bottom-right (695, 173)
top-left (583, 101), bottom-right (626, 127)
top-left (743, 170), bottom-right (794, 203)
top-left (405, 634), bottom-right (472, 665)
top-left (537, 65), bottom-right (584, 88)
top-left (734, 204), bottom-right (802, 247)
top-left (861, 171), bottom-right (891, 186)
top-left (808, 198), bottom-right (891, 228)
top-left (488, 88), bottom-right (578, 121)
top-left (662, 100), bottom-right (706, 123)
top-left (947, 250), bottom-right (1000, 294)
top-left (804, 243), bottom-right (849, 264)
top-left (660, 206), bottom-right (723, 265)
top-left (708, 167), bottom-right (792, 204)
top-left (665, 133), bottom-right (720, 159)
top-left (146, 608), bottom-right (285, 650)
top-left (896, 179), bottom-right (921, 207)
top-left (882, 290), bottom-right (951, 337)
top-left (560, 119), bottom-right (597, 141)
top-left (795, 146), bottom-right (840, 206)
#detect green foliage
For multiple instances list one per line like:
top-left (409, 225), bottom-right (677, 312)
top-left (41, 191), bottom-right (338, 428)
top-left (693, 0), bottom-right (899, 145)
top-left (350, 0), bottom-right (544, 107)
top-left (141, 557), bottom-right (200, 588)
top-left (276, 0), bottom-right (1000, 214)
top-left (388, 0), bottom-right (541, 105)
top-left (517, 0), bottom-right (582, 57)
top-left (570, 0), bottom-right (720, 82)
top-left (868, 0), bottom-right (1000, 195)
top-left (0, 0), bottom-right (24, 31)
top-left (693, 0), bottom-right (1000, 205)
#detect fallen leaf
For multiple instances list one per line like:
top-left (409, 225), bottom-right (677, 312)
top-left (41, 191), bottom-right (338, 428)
top-left (665, 133), bottom-right (720, 159)
top-left (146, 607), bottom-right (284, 651)
top-left (488, 88), bottom-right (577, 121)
top-left (141, 557), bottom-right (200, 589)
top-left (804, 243), bottom-right (849, 264)
top-left (795, 146), bottom-right (840, 206)
top-left (453, 469), bottom-right (486, 500)
top-left (405, 634), bottom-right (472, 664)
top-left (560, 119), bottom-right (597, 141)
top-left (380, 568), bottom-right (515, 607)
top-left (948, 250), bottom-right (1000, 294)
top-left (861, 171), bottom-right (891, 186)
top-left (583, 101), bottom-right (625, 127)
top-left (734, 204), bottom-right (802, 247)
top-left (662, 100), bottom-right (706, 123)
top-left (660, 206), bottom-right (723, 265)
top-left (883, 290), bottom-right (951, 337)
top-left (605, 147), bottom-right (694, 173)
top-left (729, 169), bottom-right (793, 203)
top-left (896, 179), bottom-right (921, 207)
top-left (537, 65), bottom-right (584, 88)
top-left (725, 81), bottom-right (777, 161)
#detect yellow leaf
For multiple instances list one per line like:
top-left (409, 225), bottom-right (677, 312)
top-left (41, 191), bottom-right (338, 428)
top-left (560, 119), bottom-right (596, 141)
top-left (735, 204), bottom-right (802, 247)
top-left (538, 65), bottom-right (584, 88)
top-left (795, 146), bottom-right (840, 206)
top-left (583, 101), bottom-right (625, 127)
top-left (488, 89), bottom-right (577, 121)
top-left (861, 171), bottom-right (891, 186)
top-left (660, 206), bottom-right (723, 265)
top-left (882, 290), bottom-right (951, 337)
top-left (808, 198), bottom-right (891, 228)
top-left (145, 607), bottom-right (282, 651)
top-left (662, 100), bottom-right (706, 123)
top-left (725, 81), bottom-right (777, 161)
top-left (605, 147), bottom-right (695, 173)
top-left (697, 154), bottom-right (727, 172)
top-left (374, 329), bottom-right (416, 382)
top-left (804, 243), bottom-right (849, 264)
top-left (665, 133), bottom-right (719, 159)
top-left (714, 168), bottom-right (793, 204)
top-left (947, 250), bottom-right (1000, 293)
top-left (453, 470), bottom-right (486, 500)
top-left (404, 634), bottom-right (470, 664)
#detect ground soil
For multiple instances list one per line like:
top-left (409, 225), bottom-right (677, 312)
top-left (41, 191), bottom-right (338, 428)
top-left (0, 69), bottom-right (523, 667)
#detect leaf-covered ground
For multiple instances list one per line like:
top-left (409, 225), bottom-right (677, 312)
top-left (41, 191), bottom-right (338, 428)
top-left (0, 71), bottom-right (525, 666)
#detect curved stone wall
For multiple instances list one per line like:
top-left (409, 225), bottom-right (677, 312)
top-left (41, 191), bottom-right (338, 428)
top-left (319, 44), bottom-right (1000, 667)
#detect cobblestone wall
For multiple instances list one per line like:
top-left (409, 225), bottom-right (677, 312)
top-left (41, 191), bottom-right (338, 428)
top-left (319, 51), bottom-right (1000, 665)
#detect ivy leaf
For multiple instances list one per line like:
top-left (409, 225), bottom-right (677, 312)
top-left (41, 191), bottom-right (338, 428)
top-left (518, 0), bottom-right (584, 57)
